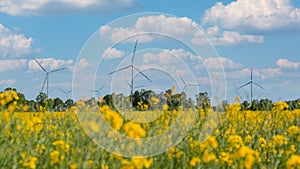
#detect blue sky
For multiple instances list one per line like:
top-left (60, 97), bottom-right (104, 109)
top-left (0, 0), bottom-right (300, 103)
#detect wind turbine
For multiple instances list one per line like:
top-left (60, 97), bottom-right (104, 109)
top-left (237, 68), bottom-right (265, 103)
top-left (89, 84), bottom-right (105, 98)
top-left (180, 75), bottom-right (201, 94)
top-left (34, 58), bottom-right (67, 97)
top-left (108, 40), bottom-right (152, 95)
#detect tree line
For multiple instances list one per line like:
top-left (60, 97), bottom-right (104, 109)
top-left (1, 87), bottom-right (299, 112)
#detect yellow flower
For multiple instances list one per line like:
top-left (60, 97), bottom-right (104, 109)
top-left (143, 158), bottom-right (153, 168)
top-left (123, 121), bottom-right (146, 138)
top-left (101, 164), bottom-right (109, 169)
top-left (202, 151), bottom-right (217, 163)
top-left (8, 104), bottom-right (16, 112)
top-left (176, 151), bottom-right (184, 158)
top-left (163, 104), bottom-right (169, 111)
top-left (87, 160), bottom-right (93, 165)
top-left (220, 152), bottom-right (231, 165)
top-left (70, 164), bottom-right (78, 169)
top-left (259, 137), bottom-right (267, 148)
top-left (50, 150), bottom-right (60, 164)
top-left (286, 155), bottom-right (300, 169)
top-left (244, 135), bottom-right (252, 144)
top-left (189, 157), bottom-right (201, 167)
top-left (231, 146), bottom-right (260, 169)
top-left (52, 140), bottom-right (70, 152)
top-left (21, 152), bottom-right (38, 169)
top-left (100, 106), bottom-right (124, 130)
top-left (89, 121), bottom-right (100, 133)
top-left (53, 140), bottom-right (65, 146)
top-left (208, 136), bottom-right (218, 149)
top-left (273, 135), bottom-right (288, 146)
top-left (228, 135), bottom-right (244, 149)
top-left (287, 125), bottom-right (299, 135)
top-left (36, 144), bottom-right (46, 153)
top-left (273, 102), bottom-right (288, 111)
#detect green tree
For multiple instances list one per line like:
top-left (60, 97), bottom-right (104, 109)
top-left (35, 92), bottom-right (48, 109)
top-left (196, 92), bottom-right (211, 110)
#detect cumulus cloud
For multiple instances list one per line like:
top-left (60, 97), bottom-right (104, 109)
top-left (228, 67), bottom-right (283, 80)
top-left (143, 48), bottom-right (199, 65)
top-left (0, 59), bottom-right (27, 72)
top-left (204, 57), bottom-right (243, 70)
top-left (102, 47), bottom-right (124, 59)
top-left (99, 15), bottom-right (263, 45)
top-left (0, 24), bottom-right (34, 58)
top-left (276, 58), bottom-right (300, 69)
top-left (192, 28), bottom-right (264, 45)
top-left (73, 58), bottom-right (94, 72)
top-left (0, 79), bottom-right (17, 85)
top-left (143, 48), bottom-right (244, 71)
top-left (28, 58), bottom-right (73, 71)
top-left (99, 15), bottom-right (198, 43)
top-left (202, 0), bottom-right (300, 33)
top-left (0, 0), bottom-right (138, 16)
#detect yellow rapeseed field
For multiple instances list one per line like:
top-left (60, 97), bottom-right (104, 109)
top-left (0, 90), bottom-right (300, 168)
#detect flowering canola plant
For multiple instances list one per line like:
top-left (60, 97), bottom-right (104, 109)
top-left (0, 92), bottom-right (299, 169)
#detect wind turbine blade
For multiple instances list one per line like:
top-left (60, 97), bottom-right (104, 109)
top-left (108, 65), bottom-right (131, 75)
top-left (133, 67), bottom-right (152, 82)
top-left (34, 58), bottom-right (47, 73)
top-left (135, 85), bottom-right (145, 89)
top-left (125, 80), bottom-right (132, 87)
top-left (88, 89), bottom-right (98, 92)
top-left (49, 67), bottom-right (67, 74)
top-left (180, 75), bottom-right (186, 85)
top-left (182, 86), bottom-right (187, 92)
top-left (237, 82), bottom-right (251, 90)
top-left (253, 82), bottom-right (265, 90)
top-left (59, 88), bottom-right (67, 94)
top-left (41, 75), bottom-right (47, 92)
top-left (132, 40), bottom-right (138, 65)
top-left (67, 90), bottom-right (72, 94)
top-left (98, 84), bottom-right (105, 91)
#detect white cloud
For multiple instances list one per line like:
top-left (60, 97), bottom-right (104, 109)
top-left (143, 48), bottom-right (198, 65)
top-left (0, 79), bottom-right (17, 85)
top-left (28, 58), bottom-right (73, 71)
top-left (276, 58), bottom-right (300, 69)
top-left (227, 68), bottom-right (251, 79)
top-left (0, 24), bottom-right (34, 58)
top-left (228, 67), bottom-right (283, 80)
top-left (204, 57), bottom-right (243, 70)
top-left (102, 47), bottom-right (124, 59)
top-left (143, 49), bottom-right (244, 72)
top-left (74, 58), bottom-right (92, 71)
top-left (202, 0), bottom-right (300, 32)
top-left (0, 0), bottom-right (138, 16)
top-left (0, 59), bottom-right (27, 72)
top-left (212, 31), bottom-right (263, 45)
top-left (100, 15), bottom-right (261, 45)
top-left (259, 68), bottom-right (283, 79)
top-left (100, 15), bottom-right (198, 43)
